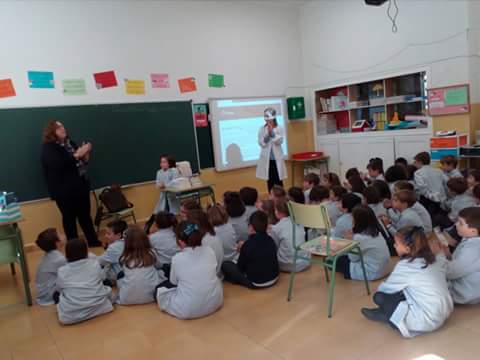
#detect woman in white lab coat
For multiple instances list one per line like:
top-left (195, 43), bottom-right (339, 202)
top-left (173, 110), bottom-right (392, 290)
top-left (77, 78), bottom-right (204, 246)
top-left (156, 222), bottom-right (223, 320)
top-left (116, 227), bottom-right (166, 305)
top-left (56, 239), bottom-right (114, 325)
top-left (256, 108), bottom-right (287, 192)
top-left (361, 226), bottom-right (453, 338)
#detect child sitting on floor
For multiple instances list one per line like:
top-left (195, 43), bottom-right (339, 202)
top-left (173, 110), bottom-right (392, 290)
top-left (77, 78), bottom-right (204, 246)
top-left (447, 207), bottom-right (480, 304)
top-left (98, 220), bottom-right (128, 283)
top-left (270, 200), bottom-right (310, 273)
top-left (361, 226), bottom-right (453, 338)
top-left (156, 222), bottom-right (223, 319)
top-left (445, 177), bottom-right (476, 224)
top-left (149, 212), bottom-right (179, 278)
top-left (270, 185), bottom-right (287, 203)
top-left (335, 205), bottom-right (390, 281)
top-left (35, 228), bottom-right (66, 306)
top-left (310, 185), bottom-right (341, 227)
top-left (440, 155), bottom-right (463, 180)
top-left (56, 239), bottom-right (114, 325)
top-left (322, 172), bottom-right (341, 188)
top-left (116, 226), bottom-right (165, 305)
top-left (382, 190), bottom-right (424, 236)
top-left (208, 205), bottom-right (238, 262)
top-left (222, 211), bottom-right (279, 289)
top-left (333, 193), bottom-right (362, 238)
top-left (288, 186), bottom-right (305, 204)
top-left (240, 187), bottom-right (259, 220)
top-left (303, 173), bottom-right (320, 204)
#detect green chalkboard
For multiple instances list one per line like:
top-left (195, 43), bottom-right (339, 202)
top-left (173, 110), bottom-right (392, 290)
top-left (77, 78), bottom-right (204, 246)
top-left (0, 101), bottom-right (200, 202)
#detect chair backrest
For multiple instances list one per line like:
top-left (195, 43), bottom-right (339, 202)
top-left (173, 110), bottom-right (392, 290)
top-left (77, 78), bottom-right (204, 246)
top-left (93, 186), bottom-right (109, 209)
top-left (288, 201), bottom-right (332, 254)
top-left (176, 161), bottom-right (192, 178)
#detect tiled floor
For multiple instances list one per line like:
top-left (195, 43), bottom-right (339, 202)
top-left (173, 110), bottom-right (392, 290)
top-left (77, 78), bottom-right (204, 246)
top-left (1, 250), bottom-right (479, 360)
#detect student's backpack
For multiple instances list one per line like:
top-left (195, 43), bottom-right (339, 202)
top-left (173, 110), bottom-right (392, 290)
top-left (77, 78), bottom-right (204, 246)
top-left (98, 184), bottom-right (133, 213)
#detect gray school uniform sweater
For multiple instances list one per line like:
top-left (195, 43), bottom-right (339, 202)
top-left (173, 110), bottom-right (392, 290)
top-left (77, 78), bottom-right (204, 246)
top-left (414, 165), bottom-right (447, 203)
top-left (387, 207), bottom-right (424, 236)
top-left (448, 193), bottom-right (477, 222)
top-left (447, 237), bottom-right (480, 304)
top-left (348, 233), bottom-right (390, 281)
top-left (149, 228), bottom-right (180, 265)
top-left (35, 250), bottom-right (67, 306)
top-left (333, 213), bottom-right (353, 238)
top-left (389, 202), bottom-right (433, 234)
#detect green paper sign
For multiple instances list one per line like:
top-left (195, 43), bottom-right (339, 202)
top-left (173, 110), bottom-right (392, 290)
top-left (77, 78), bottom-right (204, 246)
top-left (445, 87), bottom-right (468, 106)
top-left (208, 73), bottom-right (225, 88)
top-left (62, 79), bottom-right (86, 96)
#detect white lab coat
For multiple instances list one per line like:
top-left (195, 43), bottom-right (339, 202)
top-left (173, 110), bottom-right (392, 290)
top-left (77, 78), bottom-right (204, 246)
top-left (98, 239), bottom-right (125, 282)
top-left (447, 237), bottom-right (480, 304)
top-left (203, 233), bottom-right (225, 276)
top-left (35, 250), bottom-right (67, 306)
top-left (378, 255), bottom-right (453, 338)
top-left (156, 246), bottom-right (223, 320)
top-left (271, 217), bottom-right (310, 272)
top-left (56, 258), bottom-right (114, 325)
top-left (149, 228), bottom-right (180, 265)
top-left (215, 223), bottom-right (239, 262)
top-left (348, 233), bottom-right (390, 281)
top-left (256, 125), bottom-right (287, 180)
top-left (154, 168), bottom-right (180, 214)
top-left (116, 264), bottom-right (166, 305)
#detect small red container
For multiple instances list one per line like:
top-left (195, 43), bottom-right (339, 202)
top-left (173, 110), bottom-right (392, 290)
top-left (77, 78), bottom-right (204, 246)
top-left (292, 151), bottom-right (324, 160)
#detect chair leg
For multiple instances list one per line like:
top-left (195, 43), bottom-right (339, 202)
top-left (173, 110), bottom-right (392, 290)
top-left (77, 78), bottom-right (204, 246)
top-left (324, 266), bottom-right (330, 283)
top-left (327, 257), bottom-right (337, 318)
top-left (15, 229), bottom-right (33, 306)
top-left (357, 247), bottom-right (371, 295)
top-left (132, 212), bottom-right (137, 224)
top-left (287, 251), bottom-right (298, 301)
top-left (10, 263), bottom-right (16, 275)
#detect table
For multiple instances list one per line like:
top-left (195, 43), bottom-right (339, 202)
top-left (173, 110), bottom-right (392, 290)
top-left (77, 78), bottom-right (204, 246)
top-left (162, 183), bottom-right (216, 206)
top-left (0, 218), bottom-right (32, 306)
top-left (289, 156), bottom-right (329, 187)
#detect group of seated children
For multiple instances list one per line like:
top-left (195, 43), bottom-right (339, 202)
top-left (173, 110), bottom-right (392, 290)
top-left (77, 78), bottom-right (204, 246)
top-left (34, 151), bottom-right (480, 339)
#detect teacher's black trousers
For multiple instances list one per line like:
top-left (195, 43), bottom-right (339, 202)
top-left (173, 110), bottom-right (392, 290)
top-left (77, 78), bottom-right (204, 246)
top-left (55, 191), bottom-right (99, 246)
top-left (267, 160), bottom-right (283, 192)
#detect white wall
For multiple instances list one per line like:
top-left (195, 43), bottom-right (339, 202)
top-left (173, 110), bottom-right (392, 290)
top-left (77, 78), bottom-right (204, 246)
top-left (300, 0), bottom-right (470, 92)
top-left (0, 1), bottom-right (303, 108)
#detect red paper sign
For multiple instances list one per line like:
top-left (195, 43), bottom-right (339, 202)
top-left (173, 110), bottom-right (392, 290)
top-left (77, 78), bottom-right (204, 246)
top-left (93, 70), bottom-right (118, 89)
top-left (178, 77), bottom-right (197, 93)
top-left (0, 79), bottom-right (16, 98)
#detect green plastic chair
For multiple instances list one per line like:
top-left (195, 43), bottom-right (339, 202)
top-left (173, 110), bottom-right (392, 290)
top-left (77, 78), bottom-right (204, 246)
top-left (93, 187), bottom-right (137, 235)
top-left (287, 201), bottom-right (370, 317)
top-left (0, 224), bottom-right (33, 306)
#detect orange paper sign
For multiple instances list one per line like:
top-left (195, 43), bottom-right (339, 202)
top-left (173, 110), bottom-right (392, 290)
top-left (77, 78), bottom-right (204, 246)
top-left (0, 79), bottom-right (16, 98)
top-left (178, 77), bottom-right (197, 93)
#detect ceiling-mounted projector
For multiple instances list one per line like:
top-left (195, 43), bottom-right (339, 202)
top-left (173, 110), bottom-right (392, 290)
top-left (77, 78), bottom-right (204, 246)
top-left (365, 0), bottom-right (388, 5)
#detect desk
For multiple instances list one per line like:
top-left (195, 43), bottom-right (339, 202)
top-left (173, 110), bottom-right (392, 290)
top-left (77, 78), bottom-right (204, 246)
top-left (290, 156), bottom-right (329, 187)
top-left (162, 183), bottom-right (216, 206)
top-left (0, 218), bottom-right (32, 306)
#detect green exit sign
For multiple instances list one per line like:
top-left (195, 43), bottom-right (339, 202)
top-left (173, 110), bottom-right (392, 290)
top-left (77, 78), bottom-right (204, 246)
top-left (287, 97), bottom-right (305, 120)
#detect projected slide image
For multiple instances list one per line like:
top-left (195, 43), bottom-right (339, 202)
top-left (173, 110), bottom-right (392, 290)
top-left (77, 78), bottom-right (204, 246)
top-left (210, 97), bottom-right (289, 171)
top-left (219, 115), bottom-right (287, 167)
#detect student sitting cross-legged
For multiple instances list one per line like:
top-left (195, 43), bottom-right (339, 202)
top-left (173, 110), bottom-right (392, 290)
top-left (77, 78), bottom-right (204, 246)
top-left (332, 193), bottom-right (362, 238)
top-left (149, 212), bottom-right (180, 278)
top-left (361, 226), bottom-right (453, 338)
top-left (334, 205), bottom-right (390, 281)
top-left (222, 211), bottom-right (279, 289)
top-left (270, 200), bottom-right (310, 273)
top-left (56, 238), bottom-right (114, 325)
top-left (446, 207), bottom-right (480, 305)
top-left (207, 205), bottom-right (239, 263)
top-left (382, 190), bottom-right (425, 236)
top-left (156, 222), bottom-right (223, 319)
top-left (116, 226), bottom-right (166, 305)
top-left (35, 228), bottom-right (67, 306)
top-left (98, 220), bottom-right (128, 283)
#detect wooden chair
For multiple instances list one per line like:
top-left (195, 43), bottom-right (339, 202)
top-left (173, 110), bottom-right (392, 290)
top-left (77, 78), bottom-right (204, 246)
top-left (93, 187), bottom-right (136, 235)
top-left (287, 201), bottom-right (370, 317)
top-left (0, 224), bottom-right (32, 306)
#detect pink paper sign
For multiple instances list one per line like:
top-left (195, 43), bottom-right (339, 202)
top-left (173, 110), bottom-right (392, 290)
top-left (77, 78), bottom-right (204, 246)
top-left (151, 73), bottom-right (170, 88)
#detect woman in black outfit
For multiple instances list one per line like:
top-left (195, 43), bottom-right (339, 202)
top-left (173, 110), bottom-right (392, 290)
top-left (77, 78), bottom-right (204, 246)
top-left (41, 120), bottom-right (100, 247)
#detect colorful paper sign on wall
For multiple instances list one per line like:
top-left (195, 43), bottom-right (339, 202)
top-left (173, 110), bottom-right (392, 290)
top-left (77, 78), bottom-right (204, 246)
top-left (93, 70), bottom-right (118, 89)
top-left (178, 77), bottom-right (197, 93)
top-left (62, 79), bottom-right (86, 96)
top-left (208, 73), bottom-right (225, 88)
top-left (0, 79), bottom-right (16, 98)
top-left (151, 73), bottom-right (170, 88)
top-left (28, 71), bottom-right (54, 89)
top-left (428, 84), bottom-right (470, 116)
top-left (193, 103), bottom-right (208, 128)
top-left (125, 79), bottom-right (146, 95)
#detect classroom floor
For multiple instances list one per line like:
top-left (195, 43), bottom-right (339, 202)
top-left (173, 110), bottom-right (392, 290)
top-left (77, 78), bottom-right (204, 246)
top-left (1, 251), bottom-right (479, 360)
